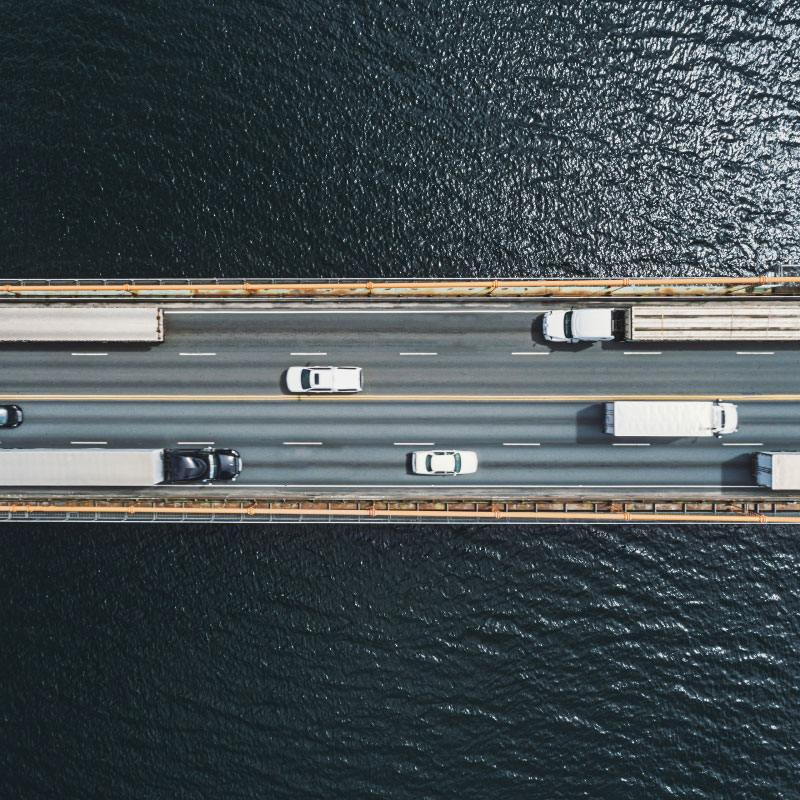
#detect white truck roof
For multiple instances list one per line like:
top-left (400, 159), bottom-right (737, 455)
top-left (0, 307), bottom-right (164, 342)
top-left (571, 309), bottom-right (614, 340)
top-left (0, 449), bottom-right (165, 486)
top-left (608, 401), bottom-right (719, 437)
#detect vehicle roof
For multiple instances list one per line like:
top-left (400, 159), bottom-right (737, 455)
top-left (0, 449), bottom-right (164, 486)
top-left (572, 308), bottom-right (613, 339)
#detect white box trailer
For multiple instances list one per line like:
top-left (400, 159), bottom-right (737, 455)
top-left (604, 401), bottom-right (738, 438)
top-left (0, 448), bottom-right (241, 486)
top-left (0, 307), bottom-right (164, 342)
top-left (0, 449), bottom-right (166, 486)
top-left (543, 305), bottom-right (800, 342)
top-left (753, 452), bottom-right (800, 490)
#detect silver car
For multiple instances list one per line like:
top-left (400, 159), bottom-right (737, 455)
top-left (285, 366), bottom-right (364, 393)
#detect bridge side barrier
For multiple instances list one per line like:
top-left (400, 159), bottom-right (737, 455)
top-left (0, 276), bottom-right (798, 298)
top-left (0, 501), bottom-right (794, 524)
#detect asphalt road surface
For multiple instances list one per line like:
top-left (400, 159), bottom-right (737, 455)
top-left (0, 306), bottom-right (799, 396)
top-left (0, 399), bottom-right (794, 493)
top-left (2, 304), bottom-right (799, 496)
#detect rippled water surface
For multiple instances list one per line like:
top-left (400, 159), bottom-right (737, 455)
top-left (2, 0), bottom-right (800, 797)
top-left (2, 524), bottom-right (800, 798)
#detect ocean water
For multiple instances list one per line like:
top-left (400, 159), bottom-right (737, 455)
top-left (2, 0), bottom-right (800, 797)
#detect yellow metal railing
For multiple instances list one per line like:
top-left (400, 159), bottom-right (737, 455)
top-left (0, 276), bottom-right (797, 293)
top-left (0, 501), bottom-right (793, 523)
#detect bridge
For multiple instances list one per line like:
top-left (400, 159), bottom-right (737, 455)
top-left (2, 277), bottom-right (800, 523)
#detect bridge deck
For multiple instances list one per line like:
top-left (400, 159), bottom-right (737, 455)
top-left (1, 299), bottom-right (799, 502)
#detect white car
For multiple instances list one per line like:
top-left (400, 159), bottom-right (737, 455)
top-left (285, 366), bottom-right (364, 393)
top-left (411, 450), bottom-right (478, 475)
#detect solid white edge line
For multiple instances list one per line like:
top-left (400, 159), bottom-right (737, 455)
top-left (502, 443), bottom-right (541, 446)
top-left (165, 310), bottom-right (551, 315)
top-left (236, 483), bottom-right (755, 488)
top-left (283, 442), bottom-right (323, 445)
top-left (71, 353), bottom-right (108, 356)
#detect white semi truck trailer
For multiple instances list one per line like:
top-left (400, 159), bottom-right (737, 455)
top-left (604, 401), bottom-right (738, 438)
top-left (0, 448), bottom-right (241, 487)
top-left (753, 452), bottom-right (800, 490)
top-left (543, 305), bottom-right (800, 343)
top-left (0, 307), bottom-right (164, 342)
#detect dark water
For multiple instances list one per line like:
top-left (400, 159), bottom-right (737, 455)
top-left (2, 1), bottom-right (800, 797)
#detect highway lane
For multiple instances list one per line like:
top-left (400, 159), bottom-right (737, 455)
top-left (0, 400), bottom-right (797, 491)
top-left (1, 307), bottom-right (800, 396)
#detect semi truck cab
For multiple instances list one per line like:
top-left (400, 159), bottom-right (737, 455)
top-left (164, 448), bottom-right (242, 483)
top-left (543, 309), bottom-right (620, 342)
top-left (712, 402), bottom-right (738, 436)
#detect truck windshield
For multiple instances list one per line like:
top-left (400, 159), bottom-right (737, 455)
top-left (563, 312), bottom-right (573, 339)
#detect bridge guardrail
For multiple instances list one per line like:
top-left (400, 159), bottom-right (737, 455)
top-left (0, 498), bottom-right (798, 524)
top-left (0, 275), bottom-right (799, 298)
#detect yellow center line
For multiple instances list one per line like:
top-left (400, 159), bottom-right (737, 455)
top-left (3, 393), bottom-right (800, 402)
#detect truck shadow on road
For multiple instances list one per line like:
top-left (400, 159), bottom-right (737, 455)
top-left (0, 343), bottom-right (158, 352)
top-left (721, 452), bottom-right (756, 487)
top-left (598, 340), bottom-right (800, 352)
top-left (575, 404), bottom-right (610, 444)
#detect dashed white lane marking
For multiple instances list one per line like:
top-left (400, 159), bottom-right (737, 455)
top-left (283, 441), bottom-right (323, 445)
top-left (623, 351), bottom-right (662, 356)
top-left (612, 442), bottom-right (651, 446)
top-left (71, 352), bottom-right (108, 356)
top-left (291, 352), bottom-right (327, 356)
top-left (399, 352), bottom-right (438, 356)
top-left (511, 352), bottom-right (549, 355)
top-left (71, 441), bottom-right (107, 445)
top-left (721, 442), bottom-right (763, 446)
top-left (736, 352), bottom-right (774, 355)
top-left (393, 442), bottom-right (434, 446)
top-left (503, 442), bottom-right (541, 446)
top-left (178, 441), bottom-right (215, 445)
top-left (179, 352), bottom-right (216, 356)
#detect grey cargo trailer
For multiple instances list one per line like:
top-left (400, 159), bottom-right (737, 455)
top-left (0, 307), bottom-right (164, 342)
